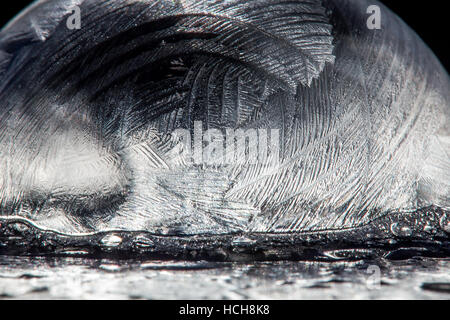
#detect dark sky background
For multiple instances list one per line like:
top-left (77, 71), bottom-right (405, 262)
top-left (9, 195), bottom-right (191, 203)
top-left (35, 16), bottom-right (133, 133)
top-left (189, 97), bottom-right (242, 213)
top-left (0, 0), bottom-right (448, 72)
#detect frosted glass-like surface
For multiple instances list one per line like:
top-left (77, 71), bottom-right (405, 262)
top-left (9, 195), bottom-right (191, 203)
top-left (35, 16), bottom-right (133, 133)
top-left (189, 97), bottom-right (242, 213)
top-left (0, 0), bottom-right (448, 243)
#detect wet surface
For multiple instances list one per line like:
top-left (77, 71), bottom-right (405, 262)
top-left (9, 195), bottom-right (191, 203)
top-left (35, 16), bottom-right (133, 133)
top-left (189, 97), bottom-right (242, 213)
top-left (0, 216), bottom-right (449, 300)
top-left (0, 255), bottom-right (449, 300)
top-left (0, 213), bottom-right (449, 299)
top-left (0, 0), bottom-right (448, 300)
top-left (1, 207), bottom-right (449, 261)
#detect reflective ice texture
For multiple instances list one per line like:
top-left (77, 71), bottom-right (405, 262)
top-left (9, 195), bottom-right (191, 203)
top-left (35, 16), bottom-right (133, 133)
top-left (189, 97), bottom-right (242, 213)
top-left (0, 255), bottom-right (449, 299)
top-left (0, 0), bottom-right (448, 239)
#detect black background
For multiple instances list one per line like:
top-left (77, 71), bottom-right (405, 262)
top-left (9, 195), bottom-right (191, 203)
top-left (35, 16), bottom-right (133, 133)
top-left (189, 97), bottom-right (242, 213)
top-left (0, 300), bottom-right (444, 318)
top-left (0, 0), bottom-right (448, 72)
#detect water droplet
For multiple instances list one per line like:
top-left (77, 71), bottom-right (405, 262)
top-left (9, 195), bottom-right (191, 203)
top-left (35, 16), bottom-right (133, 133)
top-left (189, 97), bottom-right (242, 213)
top-left (133, 235), bottom-right (154, 248)
top-left (401, 226), bottom-right (412, 236)
top-left (423, 224), bottom-right (435, 234)
top-left (99, 264), bottom-right (122, 272)
top-left (60, 249), bottom-right (90, 256)
top-left (439, 214), bottom-right (450, 233)
top-left (231, 236), bottom-right (256, 246)
top-left (390, 223), bottom-right (412, 237)
top-left (100, 234), bottom-right (122, 247)
top-left (40, 239), bottom-right (56, 247)
top-left (11, 223), bottom-right (29, 232)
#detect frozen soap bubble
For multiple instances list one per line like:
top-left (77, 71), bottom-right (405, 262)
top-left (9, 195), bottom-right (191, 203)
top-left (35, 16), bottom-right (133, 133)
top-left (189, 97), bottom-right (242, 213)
top-left (0, 0), bottom-right (448, 248)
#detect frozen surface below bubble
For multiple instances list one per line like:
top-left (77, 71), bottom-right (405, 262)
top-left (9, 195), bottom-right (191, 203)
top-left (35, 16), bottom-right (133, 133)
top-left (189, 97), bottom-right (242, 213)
top-left (0, 255), bottom-right (449, 299)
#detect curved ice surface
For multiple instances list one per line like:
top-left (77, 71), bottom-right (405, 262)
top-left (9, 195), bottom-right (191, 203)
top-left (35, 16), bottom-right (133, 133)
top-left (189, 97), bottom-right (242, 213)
top-left (0, 0), bottom-right (448, 242)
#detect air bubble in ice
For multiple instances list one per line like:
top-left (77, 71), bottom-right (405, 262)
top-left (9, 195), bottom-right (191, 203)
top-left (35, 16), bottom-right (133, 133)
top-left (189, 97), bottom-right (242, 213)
top-left (100, 234), bottom-right (123, 247)
top-left (390, 223), bottom-right (412, 237)
top-left (439, 215), bottom-right (450, 233)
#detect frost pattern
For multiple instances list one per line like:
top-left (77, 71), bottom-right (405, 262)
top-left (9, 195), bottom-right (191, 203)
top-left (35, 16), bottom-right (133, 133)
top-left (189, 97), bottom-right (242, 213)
top-left (0, 0), bottom-right (448, 237)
